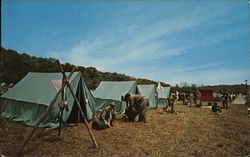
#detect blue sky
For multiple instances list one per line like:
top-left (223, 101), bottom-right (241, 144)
top-left (2, 0), bottom-right (250, 85)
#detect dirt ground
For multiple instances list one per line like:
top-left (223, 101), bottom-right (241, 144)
top-left (0, 102), bottom-right (249, 157)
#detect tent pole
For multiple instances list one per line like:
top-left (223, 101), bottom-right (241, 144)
top-left (16, 68), bottom-right (75, 157)
top-left (65, 81), bottom-right (98, 148)
top-left (78, 81), bottom-right (81, 124)
top-left (58, 72), bottom-right (66, 136)
top-left (156, 88), bottom-right (159, 109)
top-left (57, 62), bottom-right (98, 148)
top-left (58, 109), bottom-right (63, 136)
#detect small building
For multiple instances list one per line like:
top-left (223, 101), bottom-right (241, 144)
top-left (200, 90), bottom-right (216, 106)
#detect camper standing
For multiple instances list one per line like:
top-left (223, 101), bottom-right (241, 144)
top-left (122, 93), bottom-right (149, 123)
top-left (179, 91), bottom-right (185, 105)
top-left (193, 90), bottom-right (198, 105)
top-left (222, 90), bottom-right (230, 109)
top-left (164, 94), bottom-right (177, 113)
top-left (197, 90), bottom-right (201, 107)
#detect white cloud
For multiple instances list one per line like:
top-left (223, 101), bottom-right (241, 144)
top-left (45, 3), bottom-right (247, 85)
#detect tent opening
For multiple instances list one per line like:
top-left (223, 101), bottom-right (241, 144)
top-left (67, 78), bottom-right (87, 123)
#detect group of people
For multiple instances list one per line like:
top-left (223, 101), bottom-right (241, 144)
top-left (175, 90), bottom-right (202, 107)
top-left (92, 93), bottom-right (149, 130)
top-left (92, 89), bottom-right (204, 130)
top-left (92, 89), bottom-right (248, 130)
top-left (162, 90), bottom-right (202, 114)
top-left (164, 89), bottom-right (236, 115)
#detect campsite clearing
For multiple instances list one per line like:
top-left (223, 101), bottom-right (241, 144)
top-left (0, 102), bottom-right (249, 157)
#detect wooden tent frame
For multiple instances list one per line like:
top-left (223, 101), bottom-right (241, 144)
top-left (17, 62), bottom-right (98, 157)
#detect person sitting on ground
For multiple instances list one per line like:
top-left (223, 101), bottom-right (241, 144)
top-left (92, 102), bottom-right (116, 130)
top-left (211, 102), bottom-right (222, 114)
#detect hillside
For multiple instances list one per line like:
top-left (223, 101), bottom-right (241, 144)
top-left (1, 47), bottom-right (246, 92)
top-left (1, 47), bottom-right (167, 89)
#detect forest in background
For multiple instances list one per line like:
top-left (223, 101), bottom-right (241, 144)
top-left (1, 47), bottom-right (166, 89)
top-left (1, 47), bottom-right (246, 92)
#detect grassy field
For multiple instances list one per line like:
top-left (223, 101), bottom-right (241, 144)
top-left (0, 102), bottom-right (249, 157)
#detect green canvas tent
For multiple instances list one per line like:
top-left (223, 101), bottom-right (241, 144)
top-left (213, 92), bottom-right (222, 98)
top-left (137, 84), bottom-right (157, 108)
top-left (157, 87), bottom-right (171, 106)
top-left (1, 72), bottom-right (96, 128)
top-left (93, 81), bottom-right (137, 114)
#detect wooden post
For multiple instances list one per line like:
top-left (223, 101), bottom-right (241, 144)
top-left (155, 87), bottom-right (158, 109)
top-left (58, 70), bottom-right (66, 136)
top-left (65, 81), bottom-right (98, 148)
top-left (58, 109), bottom-right (63, 136)
top-left (57, 63), bottom-right (98, 148)
top-left (78, 81), bottom-right (81, 123)
top-left (17, 68), bottom-right (75, 157)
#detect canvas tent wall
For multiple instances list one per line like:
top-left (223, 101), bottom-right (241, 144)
top-left (1, 72), bottom-right (96, 128)
top-left (137, 84), bottom-right (157, 108)
top-left (157, 87), bottom-right (171, 106)
top-left (93, 81), bottom-right (137, 114)
top-left (213, 92), bottom-right (222, 98)
top-left (232, 93), bottom-right (246, 105)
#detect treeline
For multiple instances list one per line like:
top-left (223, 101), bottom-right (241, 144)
top-left (1, 47), bottom-right (166, 89)
top-left (176, 84), bottom-right (247, 94)
top-left (1, 47), bottom-right (246, 92)
top-left (198, 84), bottom-right (247, 94)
